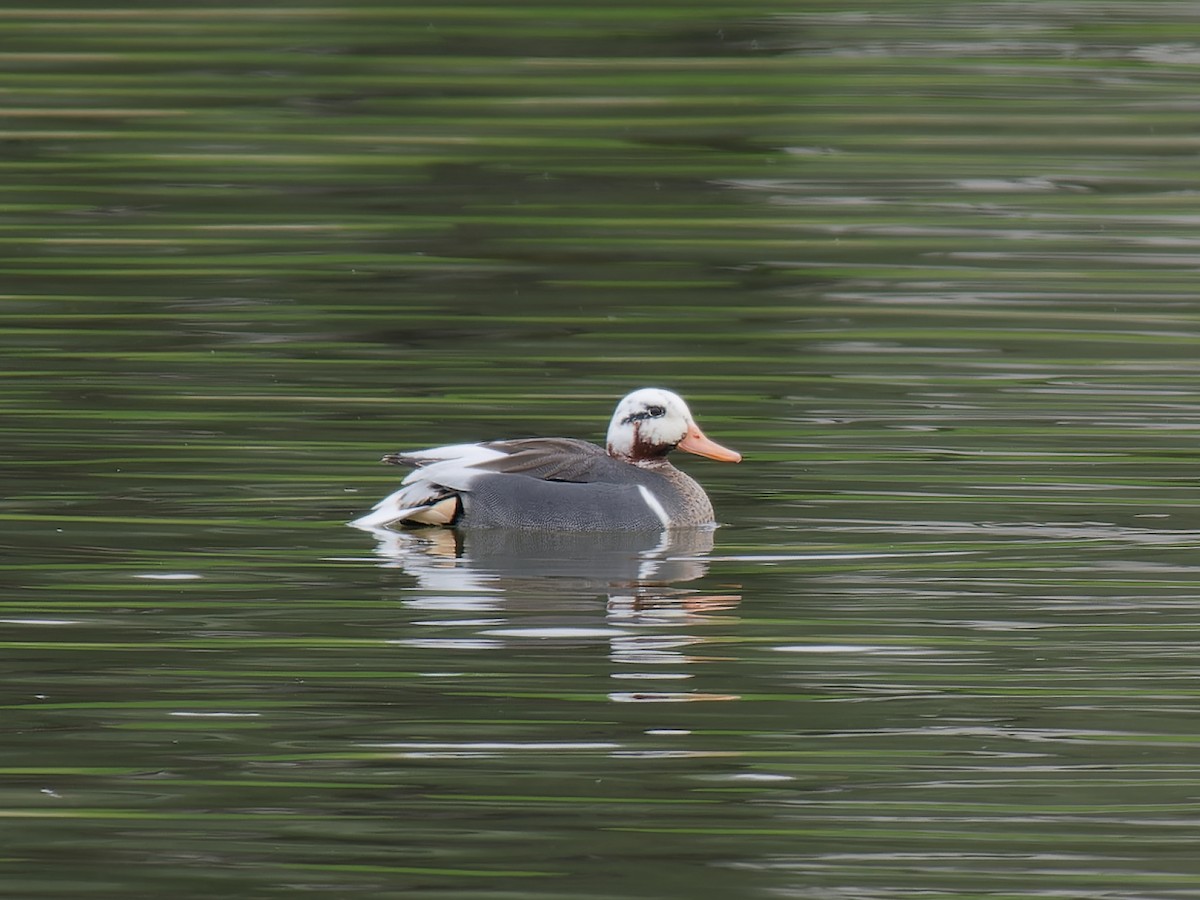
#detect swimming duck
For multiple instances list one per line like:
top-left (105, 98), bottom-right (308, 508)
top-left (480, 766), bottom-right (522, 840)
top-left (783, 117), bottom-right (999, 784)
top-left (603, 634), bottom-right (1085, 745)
top-left (350, 388), bottom-right (741, 531)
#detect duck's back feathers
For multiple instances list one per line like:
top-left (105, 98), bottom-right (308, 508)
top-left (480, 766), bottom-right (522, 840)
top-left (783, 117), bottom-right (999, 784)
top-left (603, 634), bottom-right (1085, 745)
top-left (474, 438), bottom-right (629, 482)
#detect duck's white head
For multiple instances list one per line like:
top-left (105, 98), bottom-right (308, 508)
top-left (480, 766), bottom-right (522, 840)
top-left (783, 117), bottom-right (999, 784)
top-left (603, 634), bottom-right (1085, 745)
top-left (606, 388), bottom-right (742, 464)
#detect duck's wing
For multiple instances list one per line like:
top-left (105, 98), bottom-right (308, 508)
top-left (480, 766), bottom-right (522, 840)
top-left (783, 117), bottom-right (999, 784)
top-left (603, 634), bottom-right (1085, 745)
top-left (471, 438), bottom-right (628, 483)
top-left (351, 438), bottom-right (658, 531)
top-left (384, 438), bottom-right (630, 482)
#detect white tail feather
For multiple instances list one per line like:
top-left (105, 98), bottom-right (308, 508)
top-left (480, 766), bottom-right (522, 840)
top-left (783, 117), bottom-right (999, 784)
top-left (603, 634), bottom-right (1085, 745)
top-left (350, 443), bottom-right (504, 530)
top-left (349, 485), bottom-right (434, 530)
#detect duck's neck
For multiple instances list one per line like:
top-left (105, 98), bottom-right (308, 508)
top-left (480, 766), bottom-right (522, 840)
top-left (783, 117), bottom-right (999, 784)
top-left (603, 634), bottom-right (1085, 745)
top-left (608, 444), bottom-right (674, 467)
top-left (606, 414), bottom-right (682, 463)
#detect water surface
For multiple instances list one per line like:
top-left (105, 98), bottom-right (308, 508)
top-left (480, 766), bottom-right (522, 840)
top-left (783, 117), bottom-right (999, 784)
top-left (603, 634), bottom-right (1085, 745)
top-left (5, 2), bottom-right (1200, 898)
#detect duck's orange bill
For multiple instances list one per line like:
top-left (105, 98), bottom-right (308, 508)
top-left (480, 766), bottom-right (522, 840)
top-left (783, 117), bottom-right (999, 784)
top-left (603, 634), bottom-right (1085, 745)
top-left (677, 424), bottom-right (742, 463)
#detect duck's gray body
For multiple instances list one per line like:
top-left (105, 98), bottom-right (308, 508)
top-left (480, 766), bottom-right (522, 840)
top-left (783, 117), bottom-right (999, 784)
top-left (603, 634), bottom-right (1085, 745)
top-left (456, 438), bottom-right (714, 529)
top-left (350, 388), bottom-right (740, 533)
top-left (352, 438), bottom-right (716, 531)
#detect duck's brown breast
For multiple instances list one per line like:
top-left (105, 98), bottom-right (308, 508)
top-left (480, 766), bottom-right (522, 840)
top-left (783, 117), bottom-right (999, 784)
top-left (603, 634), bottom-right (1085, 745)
top-left (636, 462), bottom-right (715, 527)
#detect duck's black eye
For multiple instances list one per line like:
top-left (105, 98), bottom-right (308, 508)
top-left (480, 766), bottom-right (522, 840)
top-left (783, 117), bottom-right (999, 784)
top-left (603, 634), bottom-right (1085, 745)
top-left (647, 405), bottom-right (666, 417)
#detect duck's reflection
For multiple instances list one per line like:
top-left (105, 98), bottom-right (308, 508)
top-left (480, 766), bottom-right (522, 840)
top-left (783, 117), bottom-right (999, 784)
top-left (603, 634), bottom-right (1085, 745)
top-left (359, 526), bottom-right (743, 710)
top-left (360, 526), bottom-right (740, 623)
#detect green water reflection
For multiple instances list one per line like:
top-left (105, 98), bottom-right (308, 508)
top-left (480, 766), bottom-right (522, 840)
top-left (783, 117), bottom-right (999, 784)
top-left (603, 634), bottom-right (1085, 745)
top-left (5, 1), bottom-right (1200, 898)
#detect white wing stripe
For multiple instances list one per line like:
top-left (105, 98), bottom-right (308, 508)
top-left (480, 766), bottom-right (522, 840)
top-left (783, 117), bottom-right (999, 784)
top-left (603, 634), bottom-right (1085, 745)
top-left (636, 485), bottom-right (672, 528)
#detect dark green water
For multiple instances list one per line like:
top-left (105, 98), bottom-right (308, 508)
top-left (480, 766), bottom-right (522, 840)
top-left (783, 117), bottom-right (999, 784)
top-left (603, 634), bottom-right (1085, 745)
top-left (5, 2), bottom-right (1200, 898)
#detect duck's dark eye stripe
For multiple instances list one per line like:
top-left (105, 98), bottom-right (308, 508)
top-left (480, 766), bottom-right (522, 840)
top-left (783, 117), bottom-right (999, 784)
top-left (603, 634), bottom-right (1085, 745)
top-left (621, 404), bottom-right (668, 426)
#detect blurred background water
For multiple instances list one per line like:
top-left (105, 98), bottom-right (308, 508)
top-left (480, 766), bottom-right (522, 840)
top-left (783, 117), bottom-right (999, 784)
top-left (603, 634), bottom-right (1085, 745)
top-left (5, 2), bottom-right (1200, 898)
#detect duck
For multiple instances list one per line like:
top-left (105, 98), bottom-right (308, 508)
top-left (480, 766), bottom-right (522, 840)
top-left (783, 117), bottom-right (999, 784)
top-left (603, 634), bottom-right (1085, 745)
top-left (350, 388), bottom-right (741, 531)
